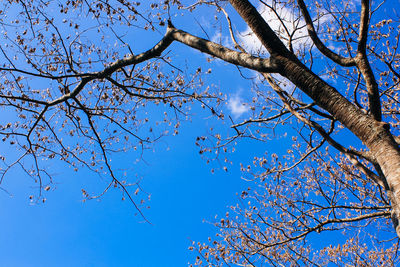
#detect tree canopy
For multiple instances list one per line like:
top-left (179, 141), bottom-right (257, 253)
top-left (1, 0), bottom-right (400, 265)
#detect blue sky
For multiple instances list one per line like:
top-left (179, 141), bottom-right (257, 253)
top-left (1, 0), bottom-right (399, 266)
top-left (0, 107), bottom-right (278, 266)
top-left (0, 3), bottom-right (278, 265)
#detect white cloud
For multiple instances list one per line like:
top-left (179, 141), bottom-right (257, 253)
top-left (211, 32), bottom-right (233, 48)
top-left (239, 1), bottom-right (314, 53)
top-left (227, 94), bottom-right (249, 118)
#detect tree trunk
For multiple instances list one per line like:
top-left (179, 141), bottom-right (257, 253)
top-left (366, 132), bottom-right (400, 236)
top-left (228, 0), bottom-right (400, 236)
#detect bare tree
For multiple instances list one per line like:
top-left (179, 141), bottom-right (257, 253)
top-left (1, 0), bottom-right (400, 264)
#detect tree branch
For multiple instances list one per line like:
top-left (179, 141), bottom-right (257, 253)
top-left (228, 0), bottom-right (291, 57)
top-left (355, 0), bottom-right (382, 121)
top-left (297, 0), bottom-right (356, 66)
top-left (263, 73), bottom-right (386, 188)
top-left (168, 23), bottom-right (279, 73)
